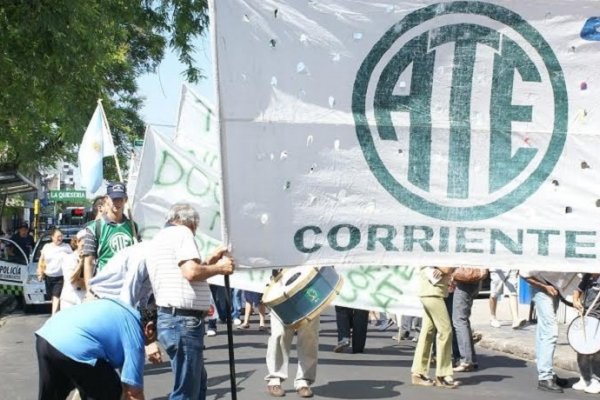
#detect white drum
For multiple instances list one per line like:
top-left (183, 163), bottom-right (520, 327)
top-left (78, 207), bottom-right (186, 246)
top-left (263, 266), bottom-right (343, 328)
top-left (567, 315), bottom-right (600, 355)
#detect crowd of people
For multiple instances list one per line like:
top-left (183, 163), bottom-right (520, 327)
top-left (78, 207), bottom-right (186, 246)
top-left (2, 181), bottom-right (598, 399)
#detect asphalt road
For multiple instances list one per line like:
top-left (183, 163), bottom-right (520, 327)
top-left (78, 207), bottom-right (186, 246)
top-left (0, 307), bottom-right (589, 400)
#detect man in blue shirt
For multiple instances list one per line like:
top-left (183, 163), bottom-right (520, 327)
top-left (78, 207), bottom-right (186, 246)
top-left (35, 298), bottom-right (156, 400)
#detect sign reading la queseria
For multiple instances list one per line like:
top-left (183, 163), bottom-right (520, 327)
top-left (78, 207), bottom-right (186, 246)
top-left (48, 190), bottom-right (86, 202)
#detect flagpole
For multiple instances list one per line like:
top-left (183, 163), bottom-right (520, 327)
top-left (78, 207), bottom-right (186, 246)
top-left (97, 99), bottom-right (139, 242)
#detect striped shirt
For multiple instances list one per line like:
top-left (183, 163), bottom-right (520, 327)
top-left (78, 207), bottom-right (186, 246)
top-left (145, 225), bottom-right (210, 310)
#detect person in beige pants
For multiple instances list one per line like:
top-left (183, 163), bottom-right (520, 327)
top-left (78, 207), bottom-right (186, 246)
top-left (265, 313), bottom-right (319, 398)
top-left (411, 266), bottom-right (460, 389)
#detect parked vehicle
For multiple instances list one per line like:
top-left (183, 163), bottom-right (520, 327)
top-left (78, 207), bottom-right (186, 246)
top-left (0, 226), bottom-right (82, 312)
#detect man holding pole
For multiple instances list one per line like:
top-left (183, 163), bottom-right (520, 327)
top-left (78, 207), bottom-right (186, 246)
top-left (82, 182), bottom-right (137, 290)
top-left (145, 203), bottom-right (234, 400)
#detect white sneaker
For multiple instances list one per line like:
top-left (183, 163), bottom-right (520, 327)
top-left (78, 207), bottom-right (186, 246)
top-left (206, 329), bottom-right (217, 337)
top-left (233, 318), bottom-right (242, 326)
top-left (490, 319), bottom-right (501, 328)
top-left (572, 377), bottom-right (588, 391)
top-left (584, 378), bottom-right (600, 394)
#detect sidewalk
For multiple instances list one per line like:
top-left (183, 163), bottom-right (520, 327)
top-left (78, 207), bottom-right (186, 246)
top-left (470, 297), bottom-right (578, 372)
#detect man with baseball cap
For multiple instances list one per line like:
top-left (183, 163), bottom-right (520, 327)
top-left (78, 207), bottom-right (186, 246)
top-left (82, 182), bottom-right (138, 291)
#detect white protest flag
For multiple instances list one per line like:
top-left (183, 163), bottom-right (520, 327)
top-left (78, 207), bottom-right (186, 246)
top-left (78, 102), bottom-right (116, 194)
top-left (212, 0), bottom-right (600, 272)
top-left (132, 127), bottom-right (222, 257)
top-left (175, 84), bottom-right (217, 148)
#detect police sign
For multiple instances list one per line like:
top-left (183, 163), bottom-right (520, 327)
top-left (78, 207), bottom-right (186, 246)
top-left (212, 0), bottom-right (600, 271)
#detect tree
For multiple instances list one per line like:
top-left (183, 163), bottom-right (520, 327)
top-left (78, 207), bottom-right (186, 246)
top-left (0, 0), bottom-right (209, 176)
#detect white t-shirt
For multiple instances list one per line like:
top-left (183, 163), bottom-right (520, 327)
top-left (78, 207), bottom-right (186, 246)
top-left (41, 243), bottom-right (72, 277)
top-left (59, 252), bottom-right (84, 307)
top-left (146, 225), bottom-right (211, 310)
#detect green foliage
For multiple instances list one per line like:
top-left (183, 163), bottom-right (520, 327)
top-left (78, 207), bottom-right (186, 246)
top-left (0, 0), bottom-right (208, 176)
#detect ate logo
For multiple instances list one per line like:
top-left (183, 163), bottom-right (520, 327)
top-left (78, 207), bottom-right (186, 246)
top-left (353, 1), bottom-right (568, 221)
top-left (109, 233), bottom-right (133, 253)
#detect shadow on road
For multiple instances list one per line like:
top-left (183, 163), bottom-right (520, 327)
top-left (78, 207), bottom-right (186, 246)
top-left (313, 379), bottom-right (402, 399)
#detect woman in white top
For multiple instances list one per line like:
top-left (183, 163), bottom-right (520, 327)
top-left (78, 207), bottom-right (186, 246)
top-left (59, 229), bottom-right (86, 310)
top-left (37, 228), bottom-right (72, 315)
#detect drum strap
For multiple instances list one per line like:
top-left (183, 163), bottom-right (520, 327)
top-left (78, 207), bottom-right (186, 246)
top-left (542, 277), bottom-right (575, 308)
top-left (585, 289), bottom-right (600, 318)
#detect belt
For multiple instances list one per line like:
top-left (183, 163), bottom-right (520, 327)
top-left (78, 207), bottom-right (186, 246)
top-left (158, 306), bottom-right (208, 318)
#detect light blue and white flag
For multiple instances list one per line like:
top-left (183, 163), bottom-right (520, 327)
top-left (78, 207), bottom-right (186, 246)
top-left (78, 102), bottom-right (116, 194)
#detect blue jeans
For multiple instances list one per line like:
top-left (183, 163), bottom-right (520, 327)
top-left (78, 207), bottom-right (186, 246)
top-left (532, 288), bottom-right (559, 380)
top-left (232, 288), bottom-right (242, 320)
top-left (158, 311), bottom-right (207, 400)
top-left (452, 282), bottom-right (480, 365)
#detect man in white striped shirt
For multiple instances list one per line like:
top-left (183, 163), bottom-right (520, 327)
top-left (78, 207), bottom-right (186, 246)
top-left (146, 203), bottom-right (234, 400)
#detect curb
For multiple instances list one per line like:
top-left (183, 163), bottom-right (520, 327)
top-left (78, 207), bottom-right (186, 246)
top-left (477, 337), bottom-right (578, 373)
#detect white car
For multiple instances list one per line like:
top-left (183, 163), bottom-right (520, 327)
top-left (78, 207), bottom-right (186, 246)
top-left (0, 227), bottom-right (80, 312)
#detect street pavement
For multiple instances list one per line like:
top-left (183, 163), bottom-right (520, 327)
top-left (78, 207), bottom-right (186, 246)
top-left (0, 295), bottom-right (589, 400)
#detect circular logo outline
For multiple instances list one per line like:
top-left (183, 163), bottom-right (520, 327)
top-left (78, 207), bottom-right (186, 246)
top-left (352, 1), bottom-right (568, 221)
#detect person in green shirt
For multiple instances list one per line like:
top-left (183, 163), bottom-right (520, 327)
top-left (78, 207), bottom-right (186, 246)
top-left (82, 182), bottom-right (138, 292)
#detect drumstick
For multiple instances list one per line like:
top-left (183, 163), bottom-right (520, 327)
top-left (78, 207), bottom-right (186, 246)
top-left (580, 308), bottom-right (587, 340)
top-left (583, 289), bottom-right (600, 340)
top-left (585, 289), bottom-right (600, 317)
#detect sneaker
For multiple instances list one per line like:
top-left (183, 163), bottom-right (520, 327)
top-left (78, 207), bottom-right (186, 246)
top-left (233, 318), bottom-right (242, 326)
top-left (333, 339), bottom-right (350, 353)
top-left (572, 377), bottom-right (588, 391)
top-left (584, 378), bottom-right (600, 394)
top-left (296, 386), bottom-right (313, 398)
top-left (267, 385), bottom-right (285, 397)
top-left (378, 319), bottom-right (395, 331)
top-left (537, 379), bottom-right (563, 393)
top-left (206, 329), bottom-right (217, 337)
top-left (453, 363), bottom-right (475, 372)
top-left (490, 319), bottom-right (501, 328)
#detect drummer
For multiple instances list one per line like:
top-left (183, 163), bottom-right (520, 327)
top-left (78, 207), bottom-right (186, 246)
top-left (265, 268), bottom-right (319, 398)
top-left (521, 270), bottom-right (576, 393)
top-left (572, 273), bottom-right (600, 394)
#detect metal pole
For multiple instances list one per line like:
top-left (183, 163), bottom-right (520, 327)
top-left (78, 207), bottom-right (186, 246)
top-left (223, 275), bottom-right (238, 399)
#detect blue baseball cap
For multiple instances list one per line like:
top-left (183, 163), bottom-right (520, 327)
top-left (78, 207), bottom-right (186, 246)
top-left (107, 182), bottom-right (127, 199)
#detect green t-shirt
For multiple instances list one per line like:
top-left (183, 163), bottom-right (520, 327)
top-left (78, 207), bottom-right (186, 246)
top-left (90, 218), bottom-right (136, 272)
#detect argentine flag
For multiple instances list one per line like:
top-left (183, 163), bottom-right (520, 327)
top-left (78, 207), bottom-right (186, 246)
top-left (78, 103), bottom-right (116, 194)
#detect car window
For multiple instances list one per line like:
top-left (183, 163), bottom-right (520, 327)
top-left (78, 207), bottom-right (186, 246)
top-left (0, 238), bottom-right (28, 265)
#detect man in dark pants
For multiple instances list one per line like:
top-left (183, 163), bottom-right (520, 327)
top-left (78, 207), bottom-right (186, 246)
top-left (333, 306), bottom-right (369, 353)
top-left (35, 299), bottom-right (156, 400)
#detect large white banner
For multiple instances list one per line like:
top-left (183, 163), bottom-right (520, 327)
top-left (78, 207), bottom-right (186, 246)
top-left (212, 0), bottom-right (600, 271)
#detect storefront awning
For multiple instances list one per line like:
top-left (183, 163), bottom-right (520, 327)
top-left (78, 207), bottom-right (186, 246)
top-left (0, 170), bottom-right (39, 195)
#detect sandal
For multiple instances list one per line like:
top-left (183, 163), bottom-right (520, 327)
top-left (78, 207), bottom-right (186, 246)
top-left (411, 374), bottom-right (435, 387)
top-left (258, 325), bottom-right (267, 331)
top-left (237, 324), bottom-right (250, 330)
top-left (436, 376), bottom-right (460, 389)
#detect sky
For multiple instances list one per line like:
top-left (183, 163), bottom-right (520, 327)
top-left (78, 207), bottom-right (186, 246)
top-left (136, 35), bottom-right (215, 135)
